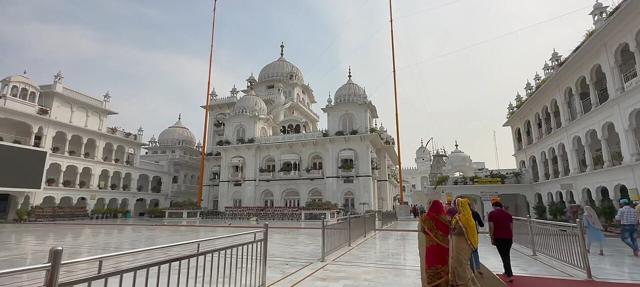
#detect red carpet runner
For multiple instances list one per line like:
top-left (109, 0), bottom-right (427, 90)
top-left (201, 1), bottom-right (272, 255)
top-left (498, 275), bottom-right (639, 287)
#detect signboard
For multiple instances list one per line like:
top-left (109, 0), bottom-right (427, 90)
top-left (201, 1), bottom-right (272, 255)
top-left (474, 178), bottom-right (502, 185)
top-left (480, 191), bottom-right (499, 201)
top-left (0, 142), bottom-right (48, 191)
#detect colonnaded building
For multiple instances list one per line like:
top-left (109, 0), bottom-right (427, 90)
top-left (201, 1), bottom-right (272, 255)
top-left (405, 1), bottom-right (640, 220)
top-left (201, 45), bottom-right (400, 212)
top-left (504, 0), bottom-right (640, 212)
top-left (0, 72), bottom-right (202, 221)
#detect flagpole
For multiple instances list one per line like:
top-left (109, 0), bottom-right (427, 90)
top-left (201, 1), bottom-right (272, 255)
top-left (197, 0), bottom-right (218, 208)
top-left (388, 0), bottom-right (405, 205)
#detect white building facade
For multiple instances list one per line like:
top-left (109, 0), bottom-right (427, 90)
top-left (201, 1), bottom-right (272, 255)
top-left (504, 0), bottom-right (640, 210)
top-left (203, 46), bottom-right (400, 212)
top-left (0, 72), bottom-right (177, 220)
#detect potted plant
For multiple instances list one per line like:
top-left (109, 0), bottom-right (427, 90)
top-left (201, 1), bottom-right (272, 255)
top-left (46, 178), bottom-right (56, 186)
top-left (247, 138), bottom-right (256, 143)
top-left (68, 150), bottom-right (76, 156)
top-left (62, 180), bottom-right (72, 187)
top-left (223, 139), bottom-right (232, 145)
top-left (369, 127), bottom-right (378, 134)
top-left (214, 151), bottom-right (221, 156)
top-left (114, 158), bottom-right (120, 163)
top-left (78, 181), bottom-right (87, 188)
top-left (350, 129), bottom-right (359, 135)
top-left (236, 138), bottom-right (245, 144)
top-left (84, 152), bottom-right (91, 158)
top-left (335, 131), bottom-right (345, 136)
top-left (125, 160), bottom-right (132, 165)
top-left (216, 140), bottom-right (224, 146)
top-left (322, 130), bottom-right (329, 137)
top-left (110, 183), bottom-right (118, 190)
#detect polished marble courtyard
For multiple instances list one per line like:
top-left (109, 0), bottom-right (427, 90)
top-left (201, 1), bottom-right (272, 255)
top-left (0, 220), bottom-right (639, 286)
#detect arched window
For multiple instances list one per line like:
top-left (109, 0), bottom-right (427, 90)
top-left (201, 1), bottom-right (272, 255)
top-left (340, 113), bottom-right (355, 133)
top-left (343, 191), bottom-right (355, 210)
top-left (19, 88), bottom-right (28, 100)
top-left (515, 128), bottom-right (523, 150)
top-left (262, 190), bottom-right (274, 207)
top-left (10, 86), bottom-right (18, 97)
top-left (591, 64), bottom-right (609, 104)
top-left (283, 190), bottom-right (300, 207)
top-left (310, 155), bottom-right (323, 170)
top-left (263, 156), bottom-right (276, 172)
top-left (28, 91), bottom-right (37, 103)
top-left (617, 43), bottom-right (637, 85)
top-left (577, 77), bottom-right (592, 114)
top-left (235, 125), bottom-right (245, 141)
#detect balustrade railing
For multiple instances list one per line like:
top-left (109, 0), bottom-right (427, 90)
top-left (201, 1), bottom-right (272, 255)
top-left (623, 67), bottom-right (638, 84)
top-left (513, 216), bottom-right (591, 279)
top-left (0, 227), bottom-right (269, 287)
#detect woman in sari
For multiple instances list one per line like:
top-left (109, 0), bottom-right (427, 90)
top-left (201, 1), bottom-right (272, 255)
top-left (419, 200), bottom-right (450, 287)
top-left (450, 198), bottom-right (481, 287)
top-left (583, 206), bottom-right (605, 255)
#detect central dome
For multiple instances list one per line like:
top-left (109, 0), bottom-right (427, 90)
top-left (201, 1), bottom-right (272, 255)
top-left (258, 57), bottom-right (304, 84)
top-left (158, 116), bottom-right (196, 147)
top-left (234, 90), bottom-right (268, 116)
top-left (258, 44), bottom-right (304, 84)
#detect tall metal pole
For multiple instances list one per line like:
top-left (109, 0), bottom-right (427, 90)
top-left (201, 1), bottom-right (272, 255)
top-left (388, 0), bottom-right (405, 204)
top-left (197, 0), bottom-right (218, 208)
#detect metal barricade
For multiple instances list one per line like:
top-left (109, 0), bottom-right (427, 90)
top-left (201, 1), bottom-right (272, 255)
top-left (379, 211), bottom-right (397, 228)
top-left (321, 213), bottom-right (375, 261)
top-left (0, 224), bottom-right (269, 287)
top-left (513, 217), bottom-right (591, 279)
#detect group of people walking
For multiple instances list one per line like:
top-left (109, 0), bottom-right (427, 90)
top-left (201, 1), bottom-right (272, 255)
top-left (583, 198), bottom-right (639, 256)
top-left (419, 198), bottom-right (514, 286)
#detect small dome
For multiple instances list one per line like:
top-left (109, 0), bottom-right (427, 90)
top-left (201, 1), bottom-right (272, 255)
top-left (2, 74), bottom-right (39, 90)
top-left (445, 142), bottom-right (474, 177)
top-left (234, 90), bottom-right (268, 116)
top-left (334, 68), bottom-right (367, 104)
top-left (158, 116), bottom-right (196, 147)
top-left (416, 141), bottom-right (430, 157)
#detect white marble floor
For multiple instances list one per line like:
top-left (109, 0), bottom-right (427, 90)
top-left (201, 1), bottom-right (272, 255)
top-left (1, 220), bottom-right (639, 286)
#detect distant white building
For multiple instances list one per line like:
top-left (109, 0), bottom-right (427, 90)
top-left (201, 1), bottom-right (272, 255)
top-left (0, 72), bottom-right (192, 220)
top-left (202, 45), bottom-right (400, 212)
top-left (504, 0), bottom-right (640, 210)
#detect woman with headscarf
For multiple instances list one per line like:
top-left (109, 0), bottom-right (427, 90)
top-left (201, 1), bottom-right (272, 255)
top-left (419, 200), bottom-right (450, 287)
top-left (450, 198), bottom-right (481, 287)
top-left (583, 206), bottom-right (605, 255)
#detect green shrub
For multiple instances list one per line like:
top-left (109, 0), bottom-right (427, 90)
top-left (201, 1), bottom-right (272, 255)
top-left (147, 207), bottom-right (164, 218)
top-left (532, 202), bottom-right (547, 219)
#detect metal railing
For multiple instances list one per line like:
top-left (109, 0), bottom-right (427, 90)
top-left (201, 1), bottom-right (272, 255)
top-left (0, 225), bottom-right (269, 287)
top-left (513, 216), bottom-right (591, 279)
top-left (379, 211), bottom-right (397, 228)
top-left (320, 213), bottom-right (376, 261)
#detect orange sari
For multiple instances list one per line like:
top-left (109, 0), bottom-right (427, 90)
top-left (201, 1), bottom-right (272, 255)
top-left (420, 200), bottom-right (450, 287)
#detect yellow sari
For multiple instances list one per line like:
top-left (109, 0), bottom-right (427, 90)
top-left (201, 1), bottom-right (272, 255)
top-left (450, 199), bottom-right (480, 287)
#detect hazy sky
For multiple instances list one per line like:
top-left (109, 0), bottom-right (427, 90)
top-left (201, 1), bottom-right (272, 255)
top-left (0, 0), bottom-right (607, 168)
